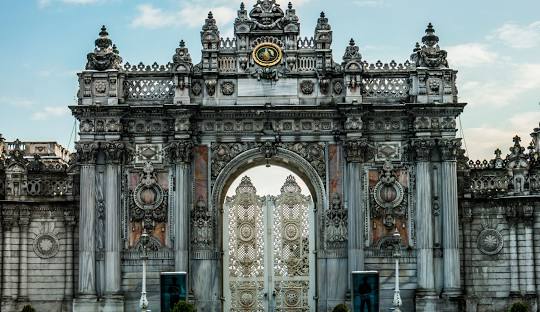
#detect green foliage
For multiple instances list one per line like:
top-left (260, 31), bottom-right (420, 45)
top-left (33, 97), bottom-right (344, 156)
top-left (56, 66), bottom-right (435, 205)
top-left (332, 303), bottom-right (350, 312)
top-left (509, 301), bottom-right (529, 312)
top-left (21, 305), bottom-right (36, 312)
top-left (171, 300), bottom-right (196, 312)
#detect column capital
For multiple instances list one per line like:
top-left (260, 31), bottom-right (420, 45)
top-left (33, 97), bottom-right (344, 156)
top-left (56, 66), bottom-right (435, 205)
top-left (165, 140), bottom-right (194, 164)
top-left (344, 139), bottom-right (374, 163)
top-left (438, 138), bottom-right (461, 161)
top-left (103, 141), bottom-right (131, 164)
top-left (411, 138), bottom-right (436, 162)
top-left (75, 142), bottom-right (100, 164)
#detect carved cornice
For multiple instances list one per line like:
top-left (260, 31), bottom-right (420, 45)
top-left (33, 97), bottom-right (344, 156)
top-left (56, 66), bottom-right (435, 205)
top-left (438, 138), bottom-right (461, 161)
top-left (165, 140), bottom-right (194, 164)
top-left (75, 142), bottom-right (99, 164)
top-left (411, 138), bottom-right (435, 162)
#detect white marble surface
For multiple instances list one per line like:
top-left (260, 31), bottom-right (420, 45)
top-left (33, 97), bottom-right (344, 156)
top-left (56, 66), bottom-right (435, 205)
top-left (238, 78), bottom-right (298, 97)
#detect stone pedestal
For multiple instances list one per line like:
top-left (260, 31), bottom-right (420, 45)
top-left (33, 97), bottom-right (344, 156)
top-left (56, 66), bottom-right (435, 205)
top-left (73, 296), bottom-right (99, 312)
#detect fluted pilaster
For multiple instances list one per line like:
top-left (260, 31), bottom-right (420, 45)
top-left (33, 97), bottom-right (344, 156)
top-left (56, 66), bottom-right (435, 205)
top-left (439, 138), bottom-right (461, 296)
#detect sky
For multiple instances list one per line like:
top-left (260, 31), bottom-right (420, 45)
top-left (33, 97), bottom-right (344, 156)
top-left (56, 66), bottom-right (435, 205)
top-left (0, 0), bottom-right (539, 161)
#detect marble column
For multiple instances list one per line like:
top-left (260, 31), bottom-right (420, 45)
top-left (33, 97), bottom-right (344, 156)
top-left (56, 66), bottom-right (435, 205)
top-left (2, 215), bottom-right (18, 302)
top-left (167, 140), bottom-right (193, 273)
top-left (18, 208), bottom-right (30, 301)
top-left (507, 216), bottom-right (519, 295)
top-left (440, 143), bottom-right (461, 296)
top-left (78, 164), bottom-right (97, 297)
top-left (521, 209), bottom-right (536, 296)
top-left (174, 162), bottom-right (191, 272)
top-left (413, 139), bottom-right (436, 310)
top-left (346, 161), bottom-right (364, 273)
top-left (103, 142), bottom-right (125, 311)
top-left (64, 212), bottom-right (76, 301)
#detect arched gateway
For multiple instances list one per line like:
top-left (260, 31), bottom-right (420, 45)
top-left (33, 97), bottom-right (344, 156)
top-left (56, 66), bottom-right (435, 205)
top-left (70, 0), bottom-right (465, 311)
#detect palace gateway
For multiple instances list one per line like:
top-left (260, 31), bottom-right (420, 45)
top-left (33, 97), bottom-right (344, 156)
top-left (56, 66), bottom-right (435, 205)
top-left (1, 1), bottom-right (540, 311)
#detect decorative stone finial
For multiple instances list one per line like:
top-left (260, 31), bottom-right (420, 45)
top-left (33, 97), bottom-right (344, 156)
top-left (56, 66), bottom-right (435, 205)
top-left (172, 39), bottom-right (192, 69)
top-left (343, 38), bottom-right (362, 63)
top-left (208, 11), bottom-right (213, 19)
top-left (410, 23), bottom-right (448, 68)
top-left (422, 23), bottom-right (439, 47)
top-left (288, 2), bottom-right (293, 9)
top-left (240, 2), bottom-right (245, 10)
top-left (86, 25), bottom-right (122, 71)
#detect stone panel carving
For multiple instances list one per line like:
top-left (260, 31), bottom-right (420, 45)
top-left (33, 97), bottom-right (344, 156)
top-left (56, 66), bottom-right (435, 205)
top-left (130, 162), bottom-right (168, 233)
top-left (325, 193), bottom-right (347, 249)
top-left (191, 197), bottom-right (213, 250)
top-left (300, 80), bottom-right (314, 95)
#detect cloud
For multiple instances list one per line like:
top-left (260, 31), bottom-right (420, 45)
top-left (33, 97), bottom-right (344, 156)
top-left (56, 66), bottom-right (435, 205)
top-left (464, 111), bottom-right (540, 160)
top-left (131, 0), bottom-right (311, 30)
top-left (31, 106), bottom-right (70, 120)
top-left (38, 0), bottom-right (102, 7)
top-left (492, 21), bottom-right (540, 49)
top-left (131, 4), bottom-right (236, 29)
top-left (353, 0), bottom-right (386, 7)
top-left (459, 63), bottom-right (540, 107)
top-left (0, 96), bottom-right (34, 108)
top-left (446, 43), bottom-right (497, 67)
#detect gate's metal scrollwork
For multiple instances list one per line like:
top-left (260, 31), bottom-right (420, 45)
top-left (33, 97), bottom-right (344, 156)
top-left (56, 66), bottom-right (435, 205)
top-left (224, 175), bottom-right (312, 311)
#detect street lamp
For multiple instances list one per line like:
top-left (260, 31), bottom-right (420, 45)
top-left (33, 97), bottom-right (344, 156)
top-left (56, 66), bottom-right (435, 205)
top-left (392, 228), bottom-right (403, 312)
top-left (140, 228), bottom-right (150, 312)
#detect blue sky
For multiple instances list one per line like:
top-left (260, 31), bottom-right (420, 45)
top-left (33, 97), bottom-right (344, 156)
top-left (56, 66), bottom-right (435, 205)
top-left (1, 0), bottom-right (539, 160)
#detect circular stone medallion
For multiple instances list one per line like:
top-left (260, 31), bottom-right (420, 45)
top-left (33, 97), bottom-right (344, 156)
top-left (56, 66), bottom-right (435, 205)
top-left (477, 228), bottom-right (503, 255)
top-left (253, 43), bottom-right (282, 67)
top-left (33, 234), bottom-right (59, 259)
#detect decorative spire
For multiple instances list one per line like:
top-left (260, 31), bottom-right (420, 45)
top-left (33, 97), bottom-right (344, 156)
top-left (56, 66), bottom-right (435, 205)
top-left (314, 10), bottom-right (332, 49)
top-left (240, 2), bottom-right (245, 10)
top-left (85, 25), bottom-right (122, 71)
top-left (201, 11), bottom-right (220, 49)
top-left (410, 22), bottom-right (448, 68)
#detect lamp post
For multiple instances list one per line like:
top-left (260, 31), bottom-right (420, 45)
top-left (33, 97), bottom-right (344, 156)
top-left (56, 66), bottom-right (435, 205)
top-left (139, 228), bottom-right (150, 312)
top-left (392, 228), bottom-right (402, 312)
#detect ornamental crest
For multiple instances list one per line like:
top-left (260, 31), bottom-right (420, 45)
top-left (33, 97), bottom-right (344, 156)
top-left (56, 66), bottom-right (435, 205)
top-left (253, 42), bottom-right (282, 67)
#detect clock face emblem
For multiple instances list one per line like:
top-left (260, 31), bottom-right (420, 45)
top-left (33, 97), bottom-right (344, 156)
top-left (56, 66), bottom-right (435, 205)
top-left (253, 42), bottom-right (282, 67)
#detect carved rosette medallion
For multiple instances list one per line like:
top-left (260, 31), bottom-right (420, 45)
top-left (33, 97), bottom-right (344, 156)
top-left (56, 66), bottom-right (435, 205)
top-left (477, 228), bottom-right (503, 255)
top-left (221, 81), bottom-right (235, 96)
top-left (33, 233), bottom-right (60, 259)
top-left (300, 80), bottom-right (314, 95)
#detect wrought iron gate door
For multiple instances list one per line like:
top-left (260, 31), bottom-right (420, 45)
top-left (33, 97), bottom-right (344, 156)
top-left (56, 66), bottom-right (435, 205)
top-left (224, 175), bottom-right (314, 312)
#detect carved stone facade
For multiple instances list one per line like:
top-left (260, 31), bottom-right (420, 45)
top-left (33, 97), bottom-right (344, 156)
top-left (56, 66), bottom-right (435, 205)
top-left (1, 1), bottom-right (539, 312)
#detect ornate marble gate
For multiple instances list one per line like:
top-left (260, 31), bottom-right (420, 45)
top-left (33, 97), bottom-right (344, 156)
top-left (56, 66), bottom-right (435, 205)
top-left (223, 175), bottom-right (314, 311)
top-left (70, 0), bottom-right (466, 311)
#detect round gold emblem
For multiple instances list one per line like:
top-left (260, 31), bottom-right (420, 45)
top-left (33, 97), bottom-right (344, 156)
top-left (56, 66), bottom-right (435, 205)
top-left (253, 42), bottom-right (282, 67)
